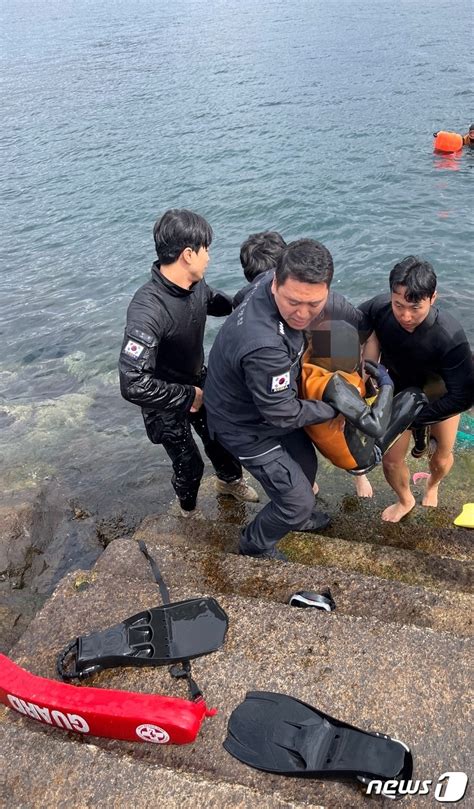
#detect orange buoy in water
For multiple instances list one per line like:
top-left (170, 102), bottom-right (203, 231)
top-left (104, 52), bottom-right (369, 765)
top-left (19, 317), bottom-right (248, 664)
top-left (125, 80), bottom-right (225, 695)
top-left (433, 131), bottom-right (463, 153)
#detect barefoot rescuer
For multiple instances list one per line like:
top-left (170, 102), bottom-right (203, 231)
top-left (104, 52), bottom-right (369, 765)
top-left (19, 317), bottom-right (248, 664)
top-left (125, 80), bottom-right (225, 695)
top-left (360, 256), bottom-right (473, 522)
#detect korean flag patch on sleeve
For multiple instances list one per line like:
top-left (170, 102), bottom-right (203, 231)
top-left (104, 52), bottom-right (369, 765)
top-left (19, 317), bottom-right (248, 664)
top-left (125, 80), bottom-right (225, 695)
top-left (270, 370), bottom-right (290, 392)
top-left (124, 339), bottom-right (145, 360)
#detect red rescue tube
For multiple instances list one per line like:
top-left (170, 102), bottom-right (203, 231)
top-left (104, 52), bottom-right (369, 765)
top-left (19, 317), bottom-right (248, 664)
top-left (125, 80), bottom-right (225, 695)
top-left (433, 131), bottom-right (463, 153)
top-left (0, 653), bottom-right (216, 745)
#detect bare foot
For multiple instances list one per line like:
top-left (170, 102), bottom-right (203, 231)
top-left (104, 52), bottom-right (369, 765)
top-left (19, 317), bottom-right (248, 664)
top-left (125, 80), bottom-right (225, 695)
top-left (382, 496), bottom-right (416, 522)
top-left (312, 481), bottom-right (319, 495)
top-left (422, 476), bottom-right (439, 507)
top-left (354, 475), bottom-right (373, 498)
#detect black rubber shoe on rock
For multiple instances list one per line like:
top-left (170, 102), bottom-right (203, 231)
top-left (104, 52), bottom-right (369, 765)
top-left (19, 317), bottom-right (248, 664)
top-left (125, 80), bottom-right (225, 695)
top-left (239, 548), bottom-right (288, 562)
top-left (298, 511), bottom-right (331, 532)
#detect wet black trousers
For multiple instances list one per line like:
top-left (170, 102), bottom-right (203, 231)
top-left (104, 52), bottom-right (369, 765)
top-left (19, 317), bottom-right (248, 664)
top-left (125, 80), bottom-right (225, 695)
top-left (217, 428), bottom-right (318, 555)
top-left (144, 406), bottom-right (242, 511)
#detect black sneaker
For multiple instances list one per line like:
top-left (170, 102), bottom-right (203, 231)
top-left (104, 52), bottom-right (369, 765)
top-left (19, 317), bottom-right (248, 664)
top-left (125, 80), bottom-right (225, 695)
top-left (239, 548), bottom-right (288, 562)
top-left (299, 511), bottom-right (331, 532)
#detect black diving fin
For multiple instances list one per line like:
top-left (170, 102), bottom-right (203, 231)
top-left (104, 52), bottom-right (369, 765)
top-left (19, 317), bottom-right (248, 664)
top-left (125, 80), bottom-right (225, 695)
top-left (58, 597), bottom-right (228, 681)
top-left (57, 541), bottom-right (228, 682)
top-left (224, 691), bottom-right (412, 787)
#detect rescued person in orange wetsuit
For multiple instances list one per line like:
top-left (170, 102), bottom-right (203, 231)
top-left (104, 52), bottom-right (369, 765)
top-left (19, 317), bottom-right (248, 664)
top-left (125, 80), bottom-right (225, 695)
top-left (302, 320), bottom-right (427, 481)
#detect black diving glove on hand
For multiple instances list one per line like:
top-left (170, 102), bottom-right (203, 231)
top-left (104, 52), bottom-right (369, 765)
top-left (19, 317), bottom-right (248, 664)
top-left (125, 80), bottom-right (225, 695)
top-left (373, 445), bottom-right (383, 465)
top-left (363, 360), bottom-right (394, 388)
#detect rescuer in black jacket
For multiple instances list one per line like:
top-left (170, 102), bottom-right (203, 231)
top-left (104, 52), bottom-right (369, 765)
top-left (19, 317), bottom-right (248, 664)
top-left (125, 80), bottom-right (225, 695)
top-left (119, 209), bottom-right (258, 515)
top-left (205, 239), bottom-right (362, 560)
top-left (360, 256), bottom-right (474, 523)
top-left (233, 230), bottom-right (375, 499)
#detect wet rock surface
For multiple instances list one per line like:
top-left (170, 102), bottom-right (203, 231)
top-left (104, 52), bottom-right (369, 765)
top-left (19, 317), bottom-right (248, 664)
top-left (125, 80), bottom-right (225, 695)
top-left (96, 537), bottom-right (473, 636)
top-left (1, 449), bottom-right (472, 655)
top-left (0, 583), bottom-right (44, 655)
top-left (1, 722), bottom-right (321, 809)
top-left (0, 449), bottom-right (472, 807)
top-left (3, 539), bottom-right (472, 808)
top-left (0, 479), bottom-right (103, 652)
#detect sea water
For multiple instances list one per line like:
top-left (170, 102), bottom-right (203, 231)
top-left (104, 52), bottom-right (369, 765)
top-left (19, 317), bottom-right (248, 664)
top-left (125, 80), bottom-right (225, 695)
top-left (1, 0), bottom-right (472, 498)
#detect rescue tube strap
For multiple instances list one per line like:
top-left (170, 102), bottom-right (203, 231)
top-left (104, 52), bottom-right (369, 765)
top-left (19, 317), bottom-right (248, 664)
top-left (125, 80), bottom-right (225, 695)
top-left (138, 539), bottom-right (171, 604)
top-left (170, 661), bottom-right (203, 702)
top-left (138, 540), bottom-right (203, 702)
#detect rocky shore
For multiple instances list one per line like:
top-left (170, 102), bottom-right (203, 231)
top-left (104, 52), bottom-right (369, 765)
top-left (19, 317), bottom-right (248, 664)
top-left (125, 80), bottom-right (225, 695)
top-left (1, 458), bottom-right (472, 807)
top-left (1, 444), bottom-right (472, 654)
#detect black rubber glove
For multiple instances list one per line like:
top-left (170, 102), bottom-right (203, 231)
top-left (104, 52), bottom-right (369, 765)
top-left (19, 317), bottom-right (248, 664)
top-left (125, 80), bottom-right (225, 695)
top-left (373, 445), bottom-right (383, 465)
top-left (364, 360), bottom-right (394, 388)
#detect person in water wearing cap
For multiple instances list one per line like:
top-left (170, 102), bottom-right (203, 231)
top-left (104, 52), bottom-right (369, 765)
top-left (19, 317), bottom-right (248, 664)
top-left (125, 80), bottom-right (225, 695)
top-left (360, 257), bottom-right (473, 523)
top-left (462, 124), bottom-right (474, 146)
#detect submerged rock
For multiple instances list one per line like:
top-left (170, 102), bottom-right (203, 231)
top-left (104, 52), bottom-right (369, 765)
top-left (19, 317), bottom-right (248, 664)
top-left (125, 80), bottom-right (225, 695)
top-left (0, 479), bottom-right (103, 652)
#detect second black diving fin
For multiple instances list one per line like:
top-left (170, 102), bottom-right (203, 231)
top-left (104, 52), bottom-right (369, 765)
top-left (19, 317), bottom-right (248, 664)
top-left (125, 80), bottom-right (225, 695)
top-left (224, 691), bottom-right (412, 787)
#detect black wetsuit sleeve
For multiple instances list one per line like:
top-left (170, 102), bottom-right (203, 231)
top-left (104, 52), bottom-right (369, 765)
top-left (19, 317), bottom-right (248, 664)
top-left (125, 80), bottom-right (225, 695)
top-left (321, 292), bottom-right (372, 334)
top-left (242, 347), bottom-right (337, 430)
top-left (414, 343), bottom-right (474, 425)
top-left (206, 283), bottom-right (233, 316)
top-left (118, 320), bottom-right (195, 413)
top-left (322, 374), bottom-right (393, 438)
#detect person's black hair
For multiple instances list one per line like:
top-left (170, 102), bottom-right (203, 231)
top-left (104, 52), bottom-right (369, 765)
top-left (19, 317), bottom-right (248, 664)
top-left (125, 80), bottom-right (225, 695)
top-left (240, 231), bottom-right (287, 282)
top-left (469, 123), bottom-right (474, 132)
top-left (275, 239), bottom-right (334, 287)
top-left (389, 256), bottom-right (437, 302)
top-left (153, 209), bottom-right (213, 264)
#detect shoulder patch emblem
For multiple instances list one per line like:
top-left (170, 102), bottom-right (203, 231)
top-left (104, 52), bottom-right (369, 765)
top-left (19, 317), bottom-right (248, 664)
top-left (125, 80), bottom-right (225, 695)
top-left (271, 370), bottom-right (290, 392)
top-left (124, 340), bottom-right (145, 360)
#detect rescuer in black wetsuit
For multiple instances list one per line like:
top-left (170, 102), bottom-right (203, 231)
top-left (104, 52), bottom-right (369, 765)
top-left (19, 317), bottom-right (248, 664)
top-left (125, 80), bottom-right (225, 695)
top-left (118, 209), bottom-right (258, 516)
top-left (360, 256), bottom-right (473, 523)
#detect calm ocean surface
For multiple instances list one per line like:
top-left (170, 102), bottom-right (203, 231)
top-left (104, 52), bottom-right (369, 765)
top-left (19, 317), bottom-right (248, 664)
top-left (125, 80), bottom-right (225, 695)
top-left (1, 0), bottom-right (473, 497)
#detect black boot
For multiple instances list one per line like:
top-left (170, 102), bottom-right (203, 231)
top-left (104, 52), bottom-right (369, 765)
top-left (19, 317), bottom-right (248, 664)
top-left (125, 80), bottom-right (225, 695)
top-left (298, 510), bottom-right (331, 532)
top-left (238, 547), bottom-right (288, 562)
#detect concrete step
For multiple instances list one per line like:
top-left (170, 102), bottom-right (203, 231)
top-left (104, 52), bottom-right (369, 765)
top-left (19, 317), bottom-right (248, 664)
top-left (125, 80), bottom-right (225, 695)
top-left (0, 722), bottom-right (318, 809)
top-left (135, 510), bottom-right (473, 595)
top-left (91, 538), bottom-right (473, 638)
top-left (6, 542), bottom-right (472, 809)
top-left (191, 473), bottom-right (474, 562)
